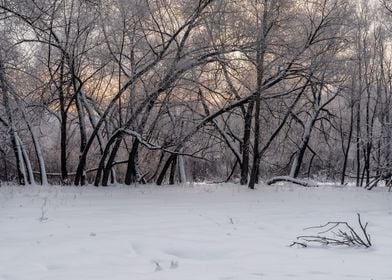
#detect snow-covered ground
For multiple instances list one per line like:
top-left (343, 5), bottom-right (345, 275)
top-left (0, 183), bottom-right (391, 280)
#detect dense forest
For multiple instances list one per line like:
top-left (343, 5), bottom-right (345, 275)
top-left (1, 0), bottom-right (392, 189)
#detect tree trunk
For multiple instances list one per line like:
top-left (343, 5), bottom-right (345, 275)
top-left (0, 59), bottom-right (24, 184)
top-left (178, 155), bottom-right (187, 183)
top-left (102, 138), bottom-right (122, 186)
top-left (355, 100), bottom-right (361, 186)
top-left (75, 90), bottom-right (87, 185)
top-left (157, 154), bottom-right (176, 185)
top-left (58, 56), bottom-right (68, 184)
top-left (124, 139), bottom-right (140, 185)
top-left (169, 155), bottom-right (178, 185)
top-left (240, 101), bottom-right (254, 185)
top-left (341, 104), bottom-right (354, 185)
top-left (94, 130), bottom-right (123, 186)
top-left (16, 135), bottom-right (35, 185)
top-left (290, 115), bottom-right (317, 178)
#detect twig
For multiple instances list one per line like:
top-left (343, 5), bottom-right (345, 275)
top-left (291, 213), bottom-right (371, 248)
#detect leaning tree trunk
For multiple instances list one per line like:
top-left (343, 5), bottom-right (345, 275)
top-left (157, 154), bottom-right (176, 185)
top-left (14, 96), bottom-right (48, 185)
top-left (123, 99), bottom-right (157, 186)
top-left (94, 130), bottom-right (124, 186)
top-left (290, 116), bottom-right (317, 178)
top-left (101, 85), bottom-right (162, 186)
top-left (0, 58), bottom-right (25, 184)
top-left (16, 135), bottom-right (35, 185)
top-left (2, 67), bottom-right (47, 185)
top-left (80, 92), bottom-right (117, 184)
top-left (124, 139), bottom-right (140, 185)
top-left (169, 155), bottom-right (178, 185)
top-left (102, 138), bottom-right (122, 186)
top-left (28, 126), bottom-right (47, 185)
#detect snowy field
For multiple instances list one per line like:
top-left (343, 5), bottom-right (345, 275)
top-left (0, 183), bottom-right (391, 280)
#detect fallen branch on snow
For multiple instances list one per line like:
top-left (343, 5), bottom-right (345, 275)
top-left (266, 176), bottom-right (318, 187)
top-left (290, 213), bottom-right (372, 248)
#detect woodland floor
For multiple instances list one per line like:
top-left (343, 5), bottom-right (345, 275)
top-left (0, 183), bottom-right (391, 280)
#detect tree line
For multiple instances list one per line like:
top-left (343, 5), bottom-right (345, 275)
top-left (0, 0), bottom-right (392, 189)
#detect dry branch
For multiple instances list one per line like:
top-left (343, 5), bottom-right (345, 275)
top-left (290, 213), bottom-right (372, 248)
top-left (266, 176), bottom-right (318, 187)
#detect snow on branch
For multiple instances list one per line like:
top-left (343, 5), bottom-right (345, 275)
top-left (120, 129), bottom-right (202, 159)
top-left (266, 176), bottom-right (318, 187)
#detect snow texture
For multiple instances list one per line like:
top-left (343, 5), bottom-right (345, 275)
top-left (0, 183), bottom-right (391, 280)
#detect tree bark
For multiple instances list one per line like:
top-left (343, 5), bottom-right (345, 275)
top-left (341, 104), bottom-right (354, 185)
top-left (0, 58), bottom-right (24, 184)
top-left (240, 102), bottom-right (254, 185)
top-left (124, 139), bottom-right (140, 185)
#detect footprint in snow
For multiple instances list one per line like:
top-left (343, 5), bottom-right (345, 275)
top-left (170, 260), bottom-right (179, 269)
top-left (251, 272), bottom-right (266, 277)
top-left (164, 247), bottom-right (229, 260)
top-left (153, 261), bottom-right (162, 272)
top-left (131, 242), bottom-right (144, 255)
top-left (151, 260), bottom-right (179, 271)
